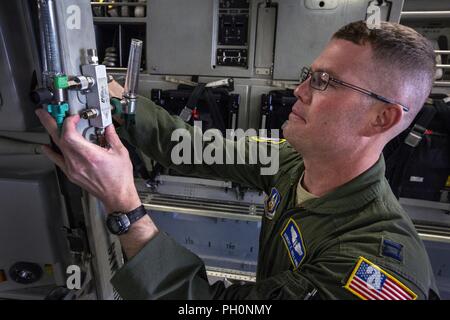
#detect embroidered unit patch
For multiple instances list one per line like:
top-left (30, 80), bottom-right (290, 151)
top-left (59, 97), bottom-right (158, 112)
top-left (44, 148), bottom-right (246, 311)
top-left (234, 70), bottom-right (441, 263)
top-left (265, 187), bottom-right (281, 220)
top-left (281, 218), bottom-right (306, 269)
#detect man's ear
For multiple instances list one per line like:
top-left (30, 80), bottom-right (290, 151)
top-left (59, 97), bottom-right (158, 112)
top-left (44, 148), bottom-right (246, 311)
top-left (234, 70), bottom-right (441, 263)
top-left (366, 103), bottom-right (403, 136)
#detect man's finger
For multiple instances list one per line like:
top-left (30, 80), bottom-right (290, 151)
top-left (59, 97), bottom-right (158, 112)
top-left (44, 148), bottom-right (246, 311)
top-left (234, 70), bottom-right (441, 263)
top-left (35, 108), bottom-right (60, 144)
top-left (60, 114), bottom-right (99, 151)
top-left (62, 114), bottom-right (83, 142)
top-left (104, 124), bottom-right (123, 149)
top-left (63, 113), bottom-right (81, 131)
top-left (41, 145), bottom-right (67, 172)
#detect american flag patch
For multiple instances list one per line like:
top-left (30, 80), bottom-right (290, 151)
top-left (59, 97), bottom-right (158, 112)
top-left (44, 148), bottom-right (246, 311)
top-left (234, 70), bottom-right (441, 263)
top-left (344, 257), bottom-right (417, 300)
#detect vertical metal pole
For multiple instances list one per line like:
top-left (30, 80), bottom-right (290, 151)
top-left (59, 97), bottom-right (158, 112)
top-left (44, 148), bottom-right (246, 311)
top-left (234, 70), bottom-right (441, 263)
top-left (37, 0), bottom-right (63, 82)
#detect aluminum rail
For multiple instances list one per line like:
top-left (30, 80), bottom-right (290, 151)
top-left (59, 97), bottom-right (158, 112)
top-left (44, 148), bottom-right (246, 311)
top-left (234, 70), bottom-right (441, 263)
top-left (434, 81), bottom-right (450, 87)
top-left (436, 64), bottom-right (450, 69)
top-left (415, 224), bottom-right (450, 244)
top-left (139, 192), bottom-right (264, 222)
top-left (418, 233), bottom-right (450, 244)
top-left (206, 266), bottom-right (256, 283)
top-left (90, 2), bottom-right (147, 7)
top-left (401, 11), bottom-right (450, 19)
top-left (155, 174), bottom-right (233, 188)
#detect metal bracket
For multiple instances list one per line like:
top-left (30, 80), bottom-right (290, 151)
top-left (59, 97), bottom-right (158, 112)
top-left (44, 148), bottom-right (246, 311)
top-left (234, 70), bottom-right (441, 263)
top-left (404, 124), bottom-right (426, 148)
top-left (164, 76), bottom-right (196, 86)
top-left (179, 106), bottom-right (193, 122)
top-left (164, 76), bottom-right (234, 89)
top-left (270, 80), bottom-right (298, 90)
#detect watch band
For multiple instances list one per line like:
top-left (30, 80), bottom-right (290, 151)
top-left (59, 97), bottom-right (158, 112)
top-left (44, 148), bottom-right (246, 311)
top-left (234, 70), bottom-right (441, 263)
top-left (106, 205), bottom-right (147, 235)
top-left (126, 204), bottom-right (147, 224)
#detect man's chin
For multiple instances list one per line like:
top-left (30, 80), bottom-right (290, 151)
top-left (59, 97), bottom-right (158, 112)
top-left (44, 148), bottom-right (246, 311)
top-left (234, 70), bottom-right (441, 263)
top-left (281, 125), bottom-right (289, 140)
top-left (283, 124), bottom-right (306, 150)
top-left (282, 121), bottom-right (296, 140)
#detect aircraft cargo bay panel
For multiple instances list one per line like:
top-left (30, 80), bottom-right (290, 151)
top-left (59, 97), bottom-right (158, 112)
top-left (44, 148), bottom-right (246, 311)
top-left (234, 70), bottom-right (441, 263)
top-left (146, 0), bottom-right (404, 80)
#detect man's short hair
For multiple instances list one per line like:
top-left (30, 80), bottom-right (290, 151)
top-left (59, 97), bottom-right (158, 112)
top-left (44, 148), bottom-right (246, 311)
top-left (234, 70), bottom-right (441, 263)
top-left (332, 20), bottom-right (436, 126)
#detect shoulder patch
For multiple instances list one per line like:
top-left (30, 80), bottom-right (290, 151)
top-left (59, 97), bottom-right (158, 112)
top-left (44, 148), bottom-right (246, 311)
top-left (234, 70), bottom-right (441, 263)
top-left (381, 238), bottom-right (403, 262)
top-left (264, 187), bottom-right (281, 220)
top-left (249, 136), bottom-right (286, 144)
top-left (344, 257), bottom-right (417, 300)
top-left (281, 218), bottom-right (306, 269)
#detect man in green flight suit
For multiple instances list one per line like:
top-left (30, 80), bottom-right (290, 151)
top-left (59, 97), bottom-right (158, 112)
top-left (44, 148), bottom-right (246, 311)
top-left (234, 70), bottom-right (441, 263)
top-left (36, 21), bottom-right (440, 299)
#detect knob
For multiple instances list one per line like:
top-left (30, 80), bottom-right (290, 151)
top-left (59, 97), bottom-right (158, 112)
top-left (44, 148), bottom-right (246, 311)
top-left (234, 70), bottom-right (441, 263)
top-left (30, 88), bottom-right (53, 105)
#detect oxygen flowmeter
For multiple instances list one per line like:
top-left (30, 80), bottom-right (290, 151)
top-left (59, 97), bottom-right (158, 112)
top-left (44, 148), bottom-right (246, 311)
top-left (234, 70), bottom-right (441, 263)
top-left (31, 0), bottom-right (142, 145)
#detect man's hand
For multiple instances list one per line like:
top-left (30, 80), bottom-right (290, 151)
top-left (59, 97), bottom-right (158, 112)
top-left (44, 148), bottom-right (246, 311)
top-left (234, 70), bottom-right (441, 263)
top-left (35, 109), bottom-right (140, 213)
top-left (36, 108), bottom-right (159, 258)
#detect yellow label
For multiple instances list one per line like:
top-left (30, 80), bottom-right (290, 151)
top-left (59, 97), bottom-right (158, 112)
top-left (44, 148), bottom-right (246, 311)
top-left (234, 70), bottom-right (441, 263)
top-left (250, 136), bottom-right (286, 144)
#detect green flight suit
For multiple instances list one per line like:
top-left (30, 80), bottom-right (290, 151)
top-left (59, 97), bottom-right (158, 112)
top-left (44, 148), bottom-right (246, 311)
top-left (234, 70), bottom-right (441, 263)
top-left (111, 95), bottom-right (439, 300)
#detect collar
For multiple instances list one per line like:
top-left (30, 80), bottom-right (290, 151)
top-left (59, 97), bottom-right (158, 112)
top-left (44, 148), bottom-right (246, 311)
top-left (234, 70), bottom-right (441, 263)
top-left (293, 155), bottom-right (386, 214)
top-left (297, 171), bottom-right (319, 205)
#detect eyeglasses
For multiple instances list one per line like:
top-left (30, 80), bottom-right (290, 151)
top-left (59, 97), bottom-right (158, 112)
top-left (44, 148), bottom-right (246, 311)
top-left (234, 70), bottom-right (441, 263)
top-left (300, 67), bottom-right (409, 112)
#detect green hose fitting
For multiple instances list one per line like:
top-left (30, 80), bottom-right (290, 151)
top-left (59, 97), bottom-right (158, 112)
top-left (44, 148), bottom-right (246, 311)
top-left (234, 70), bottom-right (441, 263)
top-left (54, 75), bottom-right (69, 90)
top-left (110, 97), bottom-right (123, 115)
top-left (47, 103), bottom-right (69, 129)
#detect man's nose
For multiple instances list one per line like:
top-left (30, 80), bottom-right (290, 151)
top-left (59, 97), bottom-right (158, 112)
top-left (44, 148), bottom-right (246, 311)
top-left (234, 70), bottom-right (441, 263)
top-left (294, 79), bottom-right (312, 105)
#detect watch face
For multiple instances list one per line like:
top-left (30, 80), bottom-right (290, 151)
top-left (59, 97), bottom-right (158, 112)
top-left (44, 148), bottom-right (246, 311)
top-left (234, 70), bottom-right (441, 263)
top-left (108, 219), bottom-right (121, 234)
top-left (107, 213), bottom-right (131, 235)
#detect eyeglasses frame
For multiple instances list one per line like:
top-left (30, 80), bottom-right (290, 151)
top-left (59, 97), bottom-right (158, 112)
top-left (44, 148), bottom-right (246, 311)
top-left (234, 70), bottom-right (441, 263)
top-left (300, 67), bottom-right (409, 112)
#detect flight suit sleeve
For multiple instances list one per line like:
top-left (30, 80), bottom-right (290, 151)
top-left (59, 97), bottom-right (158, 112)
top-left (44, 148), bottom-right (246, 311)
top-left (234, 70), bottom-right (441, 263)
top-left (110, 232), bottom-right (320, 300)
top-left (118, 95), bottom-right (283, 192)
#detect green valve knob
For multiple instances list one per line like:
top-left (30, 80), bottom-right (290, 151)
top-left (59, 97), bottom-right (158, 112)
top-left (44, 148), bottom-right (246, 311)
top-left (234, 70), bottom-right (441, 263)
top-left (54, 75), bottom-right (69, 89)
top-left (47, 103), bottom-right (69, 129)
top-left (110, 98), bottom-right (123, 115)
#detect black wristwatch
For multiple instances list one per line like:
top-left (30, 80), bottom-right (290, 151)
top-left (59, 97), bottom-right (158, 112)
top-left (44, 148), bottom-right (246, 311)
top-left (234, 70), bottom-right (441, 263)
top-left (106, 205), bottom-right (147, 235)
